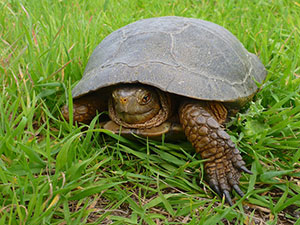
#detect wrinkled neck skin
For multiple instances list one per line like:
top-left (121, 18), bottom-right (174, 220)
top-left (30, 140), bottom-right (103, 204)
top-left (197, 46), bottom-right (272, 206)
top-left (108, 84), bottom-right (172, 129)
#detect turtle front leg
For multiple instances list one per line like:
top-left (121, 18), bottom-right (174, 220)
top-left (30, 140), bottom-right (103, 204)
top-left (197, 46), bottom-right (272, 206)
top-left (62, 93), bottom-right (106, 124)
top-left (179, 102), bottom-right (252, 205)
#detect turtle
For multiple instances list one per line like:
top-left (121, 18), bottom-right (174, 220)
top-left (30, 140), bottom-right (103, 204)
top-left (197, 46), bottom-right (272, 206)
top-left (62, 16), bottom-right (266, 205)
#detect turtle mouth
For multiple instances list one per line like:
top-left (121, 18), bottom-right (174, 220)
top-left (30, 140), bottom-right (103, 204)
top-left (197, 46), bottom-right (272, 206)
top-left (116, 108), bottom-right (159, 124)
top-left (118, 108), bottom-right (154, 116)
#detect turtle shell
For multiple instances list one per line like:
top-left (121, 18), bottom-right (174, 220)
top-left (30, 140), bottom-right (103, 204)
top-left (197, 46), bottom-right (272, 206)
top-left (72, 16), bottom-right (266, 106)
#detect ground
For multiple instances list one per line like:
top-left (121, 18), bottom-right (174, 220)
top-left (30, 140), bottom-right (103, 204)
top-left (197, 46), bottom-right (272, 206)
top-left (0, 0), bottom-right (300, 224)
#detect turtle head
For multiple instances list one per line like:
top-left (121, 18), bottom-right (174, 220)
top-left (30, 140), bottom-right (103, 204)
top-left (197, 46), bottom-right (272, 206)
top-left (110, 85), bottom-right (161, 125)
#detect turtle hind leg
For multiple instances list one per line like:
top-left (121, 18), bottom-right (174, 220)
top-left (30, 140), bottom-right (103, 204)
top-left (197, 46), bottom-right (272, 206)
top-left (179, 101), bottom-right (251, 205)
top-left (62, 92), bottom-right (107, 124)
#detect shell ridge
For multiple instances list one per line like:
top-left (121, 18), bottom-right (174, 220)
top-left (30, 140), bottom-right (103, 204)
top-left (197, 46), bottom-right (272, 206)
top-left (193, 21), bottom-right (249, 76)
top-left (100, 28), bottom-right (129, 67)
top-left (83, 60), bottom-right (254, 88)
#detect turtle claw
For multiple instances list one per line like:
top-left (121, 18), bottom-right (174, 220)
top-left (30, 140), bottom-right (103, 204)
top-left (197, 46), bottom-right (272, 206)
top-left (240, 166), bottom-right (253, 175)
top-left (233, 184), bottom-right (244, 197)
top-left (223, 190), bottom-right (233, 206)
top-left (206, 160), bottom-right (248, 205)
top-left (209, 180), bottom-right (222, 197)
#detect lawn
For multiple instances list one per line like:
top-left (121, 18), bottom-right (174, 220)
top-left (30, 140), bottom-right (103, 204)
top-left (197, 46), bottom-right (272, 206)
top-left (1, 0), bottom-right (300, 224)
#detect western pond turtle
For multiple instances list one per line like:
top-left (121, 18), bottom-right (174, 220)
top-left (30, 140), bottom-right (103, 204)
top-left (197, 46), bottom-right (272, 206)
top-left (62, 16), bottom-right (266, 205)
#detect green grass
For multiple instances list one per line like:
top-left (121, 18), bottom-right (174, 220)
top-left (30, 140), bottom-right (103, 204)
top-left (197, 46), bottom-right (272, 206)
top-left (1, 0), bottom-right (300, 224)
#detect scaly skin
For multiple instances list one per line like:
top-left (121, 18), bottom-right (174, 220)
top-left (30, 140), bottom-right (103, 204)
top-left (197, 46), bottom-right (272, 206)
top-left (179, 102), bottom-right (252, 205)
top-left (62, 85), bottom-right (252, 205)
top-left (62, 93), bottom-right (106, 124)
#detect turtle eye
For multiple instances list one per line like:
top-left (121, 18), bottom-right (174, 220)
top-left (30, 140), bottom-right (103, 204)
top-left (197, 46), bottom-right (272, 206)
top-left (140, 93), bottom-right (151, 104)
